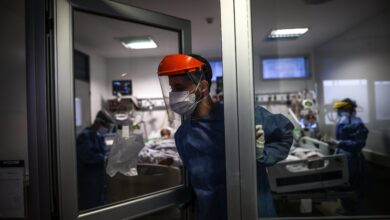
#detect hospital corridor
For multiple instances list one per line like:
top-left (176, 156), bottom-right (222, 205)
top-left (1, 0), bottom-right (390, 219)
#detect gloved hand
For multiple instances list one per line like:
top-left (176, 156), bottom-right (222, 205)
top-left (328, 138), bottom-right (340, 146)
top-left (255, 125), bottom-right (265, 159)
top-left (321, 135), bottom-right (340, 146)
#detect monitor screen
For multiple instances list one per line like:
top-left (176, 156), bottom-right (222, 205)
top-left (209, 60), bottom-right (223, 81)
top-left (112, 80), bottom-right (132, 95)
top-left (262, 56), bottom-right (308, 79)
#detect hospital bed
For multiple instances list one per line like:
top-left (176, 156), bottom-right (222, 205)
top-left (267, 107), bottom-right (350, 194)
top-left (267, 154), bottom-right (349, 193)
top-left (266, 128), bottom-right (353, 213)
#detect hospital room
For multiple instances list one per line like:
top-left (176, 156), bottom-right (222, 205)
top-left (1, 0), bottom-right (390, 219)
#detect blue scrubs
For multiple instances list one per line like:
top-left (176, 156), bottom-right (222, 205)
top-left (175, 104), bottom-right (293, 219)
top-left (335, 113), bottom-right (369, 213)
top-left (76, 127), bottom-right (107, 210)
top-left (255, 106), bottom-right (294, 217)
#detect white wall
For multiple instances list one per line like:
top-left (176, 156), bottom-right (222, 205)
top-left (74, 44), bottom-right (109, 122)
top-left (107, 56), bottom-right (171, 136)
top-left (314, 10), bottom-right (390, 156)
top-left (0, 1), bottom-right (28, 169)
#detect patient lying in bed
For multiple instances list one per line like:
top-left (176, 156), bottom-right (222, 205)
top-left (284, 147), bottom-right (328, 172)
top-left (138, 128), bottom-right (182, 166)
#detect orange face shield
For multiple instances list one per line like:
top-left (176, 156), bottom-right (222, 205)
top-left (157, 53), bottom-right (206, 99)
top-left (158, 54), bottom-right (205, 76)
top-left (157, 54), bottom-right (206, 122)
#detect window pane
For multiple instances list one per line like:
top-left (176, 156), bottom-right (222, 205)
top-left (73, 11), bottom-right (183, 212)
top-left (251, 0), bottom-right (390, 217)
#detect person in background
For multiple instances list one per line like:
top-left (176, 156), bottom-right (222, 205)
top-left (76, 110), bottom-right (116, 210)
top-left (254, 107), bottom-right (294, 217)
top-left (157, 54), bottom-right (293, 219)
top-left (157, 128), bottom-right (175, 165)
top-left (160, 128), bottom-right (172, 139)
top-left (331, 98), bottom-right (369, 215)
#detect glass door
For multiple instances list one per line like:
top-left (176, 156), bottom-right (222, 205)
top-left (234, 0), bottom-right (390, 219)
top-left (220, 0), bottom-right (390, 219)
top-left (54, 0), bottom-right (191, 219)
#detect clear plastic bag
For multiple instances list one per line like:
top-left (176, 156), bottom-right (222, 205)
top-left (106, 131), bottom-right (145, 177)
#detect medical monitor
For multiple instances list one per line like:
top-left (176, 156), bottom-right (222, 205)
top-left (112, 80), bottom-right (132, 95)
top-left (261, 56), bottom-right (309, 80)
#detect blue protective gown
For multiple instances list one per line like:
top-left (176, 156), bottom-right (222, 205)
top-left (175, 103), bottom-right (227, 220)
top-left (255, 106), bottom-right (294, 217)
top-left (76, 127), bottom-right (107, 210)
top-left (175, 104), bottom-right (293, 219)
top-left (335, 113), bottom-right (369, 213)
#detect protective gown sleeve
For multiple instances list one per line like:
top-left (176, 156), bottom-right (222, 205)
top-left (255, 106), bottom-right (294, 166)
top-left (77, 132), bottom-right (106, 164)
top-left (337, 122), bottom-right (369, 153)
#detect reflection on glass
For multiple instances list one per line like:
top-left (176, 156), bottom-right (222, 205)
top-left (252, 0), bottom-right (390, 218)
top-left (73, 11), bottom-right (182, 212)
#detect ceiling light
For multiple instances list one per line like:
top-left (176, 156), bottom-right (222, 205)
top-left (267, 28), bottom-right (309, 40)
top-left (120, 36), bottom-right (157, 49)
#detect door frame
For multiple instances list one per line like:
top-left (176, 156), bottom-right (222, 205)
top-left (220, 0), bottom-right (258, 219)
top-left (26, 0), bottom-right (54, 219)
top-left (54, 0), bottom-right (191, 219)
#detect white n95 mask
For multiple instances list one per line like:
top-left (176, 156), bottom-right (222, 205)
top-left (169, 91), bottom-right (198, 117)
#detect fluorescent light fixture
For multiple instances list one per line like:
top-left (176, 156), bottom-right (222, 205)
top-left (120, 36), bottom-right (157, 49)
top-left (267, 28), bottom-right (309, 39)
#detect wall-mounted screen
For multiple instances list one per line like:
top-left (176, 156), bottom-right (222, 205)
top-left (210, 60), bottom-right (223, 81)
top-left (112, 80), bottom-right (132, 95)
top-left (262, 56), bottom-right (309, 79)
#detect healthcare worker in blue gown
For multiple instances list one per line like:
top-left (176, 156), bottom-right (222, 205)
top-left (331, 98), bottom-right (369, 215)
top-left (76, 110), bottom-right (116, 211)
top-left (157, 54), bottom-right (294, 219)
top-left (254, 106), bottom-right (294, 217)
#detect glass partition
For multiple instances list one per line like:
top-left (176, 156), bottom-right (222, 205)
top-left (73, 10), bottom-right (183, 212)
top-left (251, 0), bottom-right (390, 218)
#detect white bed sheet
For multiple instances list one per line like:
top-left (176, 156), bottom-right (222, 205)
top-left (138, 138), bottom-right (182, 166)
